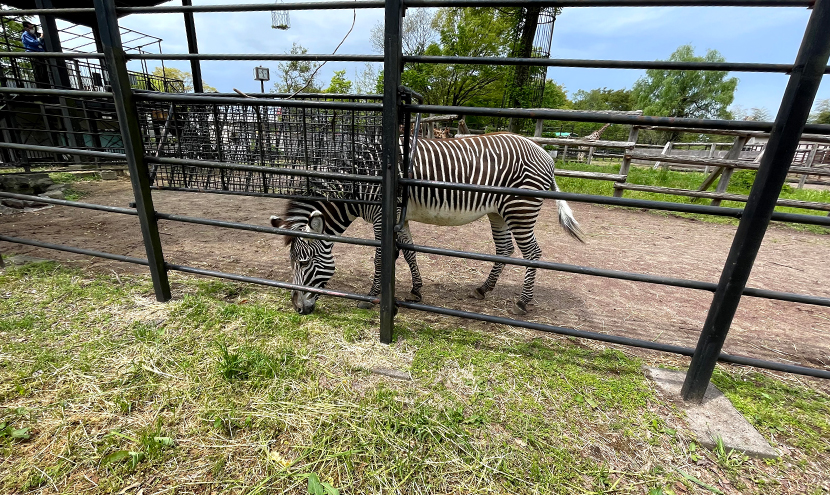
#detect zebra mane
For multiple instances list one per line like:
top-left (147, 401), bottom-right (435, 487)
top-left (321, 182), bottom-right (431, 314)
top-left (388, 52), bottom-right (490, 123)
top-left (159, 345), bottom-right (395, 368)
top-left (278, 200), bottom-right (326, 245)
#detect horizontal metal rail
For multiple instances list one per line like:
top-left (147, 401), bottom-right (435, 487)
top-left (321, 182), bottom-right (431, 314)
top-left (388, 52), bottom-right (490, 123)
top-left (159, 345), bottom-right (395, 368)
top-left (0, 142), bottom-right (125, 160)
top-left (396, 242), bottom-right (830, 307)
top-left (150, 187), bottom-right (382, 206)
top-left (135, 92), bottom-right (384, 111)
top-left (155, 212), bottom-right (382, 248)
top-left (145, 156), bottom-right (384, 184)
top-left (1, 0), bottom-right (812, 15)
top-left (0, 51), bottom-right (105, 59)
top-left (126, 53), bottom-right (384, 63)
top-left (398, 178), bottom-right (830, 226)
top-left (403, 56), bottom-right (829, 74)
top-left (119, 1), bottom-right (385, 13)
top-left (403, 104), bottom-right (830, 135)
top-left (396, 300), bottom-right (830, 379)
top-left (0, 236), bottom-right (375, 302)
top-left (404, 0), bottom-right (814, 6)
top-left (176, 91), bottom-right (383, 100)
top-left (0, 235), bottom-right (149, 266)
top-left (166, 263), bottom-right (377, 304)
top-left (0, 192), bottom-right (138, 216)
top-left (0, 87), bottom-right (113, 99)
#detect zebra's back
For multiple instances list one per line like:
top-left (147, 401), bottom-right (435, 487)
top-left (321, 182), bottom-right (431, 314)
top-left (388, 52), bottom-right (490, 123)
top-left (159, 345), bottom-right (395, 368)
top-left (405, 133), bottom-right (554, 226)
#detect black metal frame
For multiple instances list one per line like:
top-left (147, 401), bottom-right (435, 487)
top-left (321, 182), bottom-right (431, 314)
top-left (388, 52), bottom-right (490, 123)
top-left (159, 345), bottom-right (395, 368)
top-left (1, 0), bottom-right (829, 402)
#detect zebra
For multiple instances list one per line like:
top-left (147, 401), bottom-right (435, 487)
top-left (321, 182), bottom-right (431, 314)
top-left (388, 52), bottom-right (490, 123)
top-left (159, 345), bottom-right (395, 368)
top-left (270, 132), bottom-right (585, 316)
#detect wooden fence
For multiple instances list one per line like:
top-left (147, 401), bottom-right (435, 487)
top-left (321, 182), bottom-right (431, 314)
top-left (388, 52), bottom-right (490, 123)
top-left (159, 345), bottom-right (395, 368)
top-left (447, 113), bottom-right (830, 215)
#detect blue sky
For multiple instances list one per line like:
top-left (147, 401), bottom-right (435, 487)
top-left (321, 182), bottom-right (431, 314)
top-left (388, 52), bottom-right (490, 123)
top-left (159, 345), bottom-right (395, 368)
top-left (104, 2), bottom-right (828, 116)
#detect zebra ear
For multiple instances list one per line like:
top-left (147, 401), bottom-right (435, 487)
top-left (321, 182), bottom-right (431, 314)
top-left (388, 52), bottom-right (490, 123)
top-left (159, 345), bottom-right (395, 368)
top-left (307, 211), bottom-right (324, 234)
top-left (270, 215), bottom-right (282, 228)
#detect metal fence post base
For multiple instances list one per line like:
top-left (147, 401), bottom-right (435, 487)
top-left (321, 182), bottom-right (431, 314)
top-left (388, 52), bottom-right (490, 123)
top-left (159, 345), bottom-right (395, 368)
top-left (681, 0), bottom-right (830, 403)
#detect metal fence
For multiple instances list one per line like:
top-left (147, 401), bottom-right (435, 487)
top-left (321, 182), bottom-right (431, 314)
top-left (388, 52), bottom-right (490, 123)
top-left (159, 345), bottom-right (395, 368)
top-left (1, 0), bottom-right (829, 404)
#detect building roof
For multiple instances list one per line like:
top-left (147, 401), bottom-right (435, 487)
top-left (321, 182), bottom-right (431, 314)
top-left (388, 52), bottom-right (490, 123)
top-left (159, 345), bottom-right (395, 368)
top-left (2, 1), bottom-right (168, 27)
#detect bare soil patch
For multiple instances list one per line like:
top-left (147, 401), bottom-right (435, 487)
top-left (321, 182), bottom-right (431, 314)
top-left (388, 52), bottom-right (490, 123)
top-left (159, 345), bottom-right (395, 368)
top-left (2, 179), bottom-right (828, 371)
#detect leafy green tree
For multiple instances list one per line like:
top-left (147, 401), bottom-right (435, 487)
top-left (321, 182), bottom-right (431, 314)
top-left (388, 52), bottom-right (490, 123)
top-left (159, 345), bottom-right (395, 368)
top-left (811, 98), bottom-right (830, 124)
top-left (632, 45), bottom-right (738, 120)
top-left (541, 79), bottom-right (569, 109)
top-left (151, 66), bottom-right (216, 93)
top-left (325, 70), bottom-right (352, 94)
top-left (273, 43), bottom-right (321, 93)
top-left (571, 87), bottom-right (633, 112)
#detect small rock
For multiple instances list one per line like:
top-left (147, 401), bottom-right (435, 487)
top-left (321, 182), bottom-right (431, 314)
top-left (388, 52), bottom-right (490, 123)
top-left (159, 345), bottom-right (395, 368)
top-left (46, 183), bottom-right (68, 192)
top-left (1, 199), bottom-right (48, 209)
top-left (39, 190), bottom-right (65, 200)
top-left (99, 170), bottom-right (118, 180)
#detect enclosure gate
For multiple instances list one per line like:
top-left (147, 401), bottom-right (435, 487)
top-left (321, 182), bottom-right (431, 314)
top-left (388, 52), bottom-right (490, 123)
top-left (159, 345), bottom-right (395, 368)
top-left (1, 0), bottom-right (830, 403)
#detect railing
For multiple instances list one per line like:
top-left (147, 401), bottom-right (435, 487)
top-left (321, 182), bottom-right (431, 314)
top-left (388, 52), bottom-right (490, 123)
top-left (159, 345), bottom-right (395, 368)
top-left (0, 0), bottom-right (829, 406)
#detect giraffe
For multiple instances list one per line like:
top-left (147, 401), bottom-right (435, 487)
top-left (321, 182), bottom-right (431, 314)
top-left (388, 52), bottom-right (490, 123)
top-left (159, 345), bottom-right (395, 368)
top-left (577, 123), bottom-right (612, 162)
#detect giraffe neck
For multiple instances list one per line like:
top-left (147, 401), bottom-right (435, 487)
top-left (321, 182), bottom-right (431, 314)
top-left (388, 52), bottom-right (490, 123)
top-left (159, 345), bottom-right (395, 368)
top-left (589, 123), bottom-right (612, 140)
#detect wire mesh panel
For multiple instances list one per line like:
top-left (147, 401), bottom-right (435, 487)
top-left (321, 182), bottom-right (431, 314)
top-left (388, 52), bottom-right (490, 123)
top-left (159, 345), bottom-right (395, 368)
top-left (137, 95), bottom-right (385, 200)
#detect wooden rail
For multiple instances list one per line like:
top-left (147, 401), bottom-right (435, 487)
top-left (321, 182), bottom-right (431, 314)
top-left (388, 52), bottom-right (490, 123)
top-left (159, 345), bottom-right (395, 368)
top-left (617, 183), bottom-right (830, 212)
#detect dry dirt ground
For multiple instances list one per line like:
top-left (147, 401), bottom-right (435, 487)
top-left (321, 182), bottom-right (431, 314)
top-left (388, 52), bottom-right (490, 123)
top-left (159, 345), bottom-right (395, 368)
top-left (1, 179), bottom-right (829, 373)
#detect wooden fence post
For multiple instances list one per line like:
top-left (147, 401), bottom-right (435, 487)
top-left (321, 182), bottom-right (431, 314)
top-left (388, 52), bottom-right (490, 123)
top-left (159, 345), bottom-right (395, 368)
top-left (534, 118), bottom-right (544, 138)
top-left (704, 143), bottom-right (717, 174)
top-left (652, 141), bottom-right (673, 170)
top-left (798, 143), bottom-right (818, 189)
top-left (614, 126), bottom-right (639, 198)
top-left (710, 135), bottom-right (749, 207)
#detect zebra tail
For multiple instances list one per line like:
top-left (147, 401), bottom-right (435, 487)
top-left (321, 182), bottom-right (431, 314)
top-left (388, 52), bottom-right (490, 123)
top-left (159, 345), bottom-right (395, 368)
top-left (555, 199), bottom-right (586, 243)
top-left (550, 166), bottom-right (586, 243)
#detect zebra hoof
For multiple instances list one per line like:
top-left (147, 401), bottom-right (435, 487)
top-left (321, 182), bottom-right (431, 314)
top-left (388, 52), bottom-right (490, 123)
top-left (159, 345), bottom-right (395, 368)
top-left (470, 287), bottom-right (487, 300)
top-left (405, 291), bottom-right (422, 303)
top-left (511, 300), bottom-right (529, 316)
top-left (357, 300), bottom-right (376, 310)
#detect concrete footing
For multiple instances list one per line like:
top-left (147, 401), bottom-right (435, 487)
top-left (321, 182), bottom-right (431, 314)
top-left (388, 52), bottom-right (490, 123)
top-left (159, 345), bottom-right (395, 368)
top-left (646, 367), bottom-right (778, 459)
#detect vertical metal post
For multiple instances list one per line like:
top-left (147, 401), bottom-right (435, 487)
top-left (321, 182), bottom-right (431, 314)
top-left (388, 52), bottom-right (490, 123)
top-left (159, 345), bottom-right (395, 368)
top-left (380, 0), bottom-right (403, 344)
top-left (36, 0), bottom-right (82, 161)
top-left (93, 0), bottom-right (171, 302)
top-left (682, 0), bottom-right (830, 403)
top-left (181, 0), bottom-right (203, 93)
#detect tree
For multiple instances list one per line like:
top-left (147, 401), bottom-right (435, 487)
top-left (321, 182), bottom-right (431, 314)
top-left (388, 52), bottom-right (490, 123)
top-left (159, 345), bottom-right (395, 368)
top-left (325, 70), bottom-right (352, 94)
top-left (353, 63), bottom-right (381, 94)
top-left (572, 87), bottom-right (633, 112)
top-left (541, 79), bottom-right (569, 109)
top-left (371, 8), bottom-right (437, 57)
top-left (811, 98), bottom-right (830, 124)
top-left (632, 45), bottom-right (738, 120)
top-left (729, 105), bottom-right (770, 122)
top-left (273, 43), bottom-right (321, 93)
top-left (151, 66), bottom-right (216, 93)
top-left (408, 8), bottom-right (513, 107)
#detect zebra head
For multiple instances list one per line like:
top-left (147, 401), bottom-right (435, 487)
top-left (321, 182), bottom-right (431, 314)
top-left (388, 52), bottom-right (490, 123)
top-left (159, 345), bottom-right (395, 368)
top-left (271, 209), bottom-right (335, 315)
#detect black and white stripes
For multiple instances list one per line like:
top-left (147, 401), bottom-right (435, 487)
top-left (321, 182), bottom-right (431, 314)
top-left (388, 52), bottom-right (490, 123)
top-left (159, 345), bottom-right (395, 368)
top-left (273, 132), bottom-right (584, 315)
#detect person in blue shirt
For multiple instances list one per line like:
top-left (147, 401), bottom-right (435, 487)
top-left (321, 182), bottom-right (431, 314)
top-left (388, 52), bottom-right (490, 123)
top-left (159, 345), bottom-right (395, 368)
top-left (21, 21), bottom-right (50, 88)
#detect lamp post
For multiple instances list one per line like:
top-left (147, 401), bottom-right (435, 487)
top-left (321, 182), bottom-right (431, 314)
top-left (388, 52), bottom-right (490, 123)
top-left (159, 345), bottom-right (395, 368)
top-left (254, 66), bottom-right (269, 93)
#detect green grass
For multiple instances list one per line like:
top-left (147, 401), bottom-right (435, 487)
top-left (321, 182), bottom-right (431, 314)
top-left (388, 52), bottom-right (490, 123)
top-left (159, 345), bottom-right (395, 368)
top-left (0, 262), bottom-right (828, 493)
top-left (556, 161), bottom-right (830, 235)
top-left (48, 172), bottom-right (102, 201)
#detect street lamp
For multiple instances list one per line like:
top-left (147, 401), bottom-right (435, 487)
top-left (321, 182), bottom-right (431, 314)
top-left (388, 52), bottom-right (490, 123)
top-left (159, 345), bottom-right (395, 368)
top-left (254, 66), bottom-right (270, 93)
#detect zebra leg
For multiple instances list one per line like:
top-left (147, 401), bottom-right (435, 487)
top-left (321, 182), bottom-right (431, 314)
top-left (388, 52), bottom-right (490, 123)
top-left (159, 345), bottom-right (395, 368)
top-left (358, 222), bottom-right (384, 310)
top-left (396, 222), bottom-right (423, 302)
top-left (471, 213), bottom-right (514, 300)
top-left (509, 224), bottom-right (543, 316)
